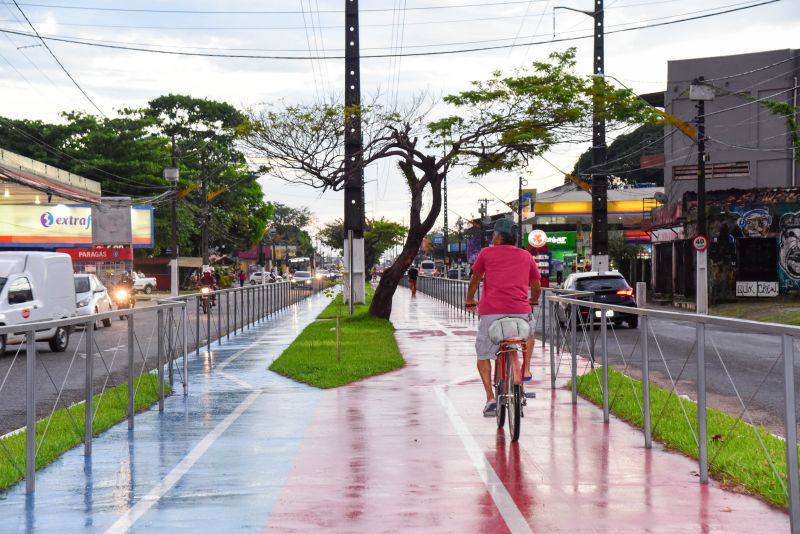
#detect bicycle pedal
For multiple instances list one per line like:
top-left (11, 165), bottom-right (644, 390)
top-left (524, 391), bottom-right (536, 399)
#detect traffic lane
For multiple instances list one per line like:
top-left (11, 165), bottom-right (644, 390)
top-left (0, 286), bottom-right (312, 435)
top-left (586, 318), bottom-right (794, 433)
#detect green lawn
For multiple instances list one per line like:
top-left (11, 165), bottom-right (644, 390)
top-left (576, 367), bottom-right (792, 507)
top-left (0, 374), bottom-right (168, 490)
top-left (712, 298), bottom-right (800, 326)
top-left (269, 286), bottom-right (405, 388)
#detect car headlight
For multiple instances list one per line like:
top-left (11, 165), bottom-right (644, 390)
top-left (77, 297), bottom-right (90, 308)
top-left (305, 280), bottom-right (311, 284)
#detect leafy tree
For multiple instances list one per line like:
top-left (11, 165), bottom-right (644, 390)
top-left (571, 124), bottom-right (664, 187)
top-left (244, 50), bottom-right (657, 319)
top-left (0, 94), bottom-right (271, 258)
top-left (268, 202), bottom-right (314, 258)
top-left (319, 218), bottom-right (407, 269)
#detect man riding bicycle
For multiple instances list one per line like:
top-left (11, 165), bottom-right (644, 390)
top-left (465, 218), bottom-right (541, 417)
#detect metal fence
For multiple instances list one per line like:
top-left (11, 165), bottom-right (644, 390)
top-left (545, 292), bottom-right (800, 533)
top-left (0, 277), bottom-right (327, 494)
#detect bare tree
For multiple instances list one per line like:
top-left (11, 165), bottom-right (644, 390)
top-left (243, 50), bottom-right (656, 319)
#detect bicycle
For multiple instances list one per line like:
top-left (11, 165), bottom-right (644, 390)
top-left (488, 317), bottom-right (531, 442)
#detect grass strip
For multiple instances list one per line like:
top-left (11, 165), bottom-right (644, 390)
top-left (0, 373), bottom-right (169, 490)
top-left (270, 286), bottom-right (405, 388)
top-left (576, 367), bottom-right (792, 507)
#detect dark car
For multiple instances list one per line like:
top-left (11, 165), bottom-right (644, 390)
top-left (557, 271), bottom-right (638, 329)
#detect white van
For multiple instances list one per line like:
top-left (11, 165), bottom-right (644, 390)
top-left (0, 252), bottom-right (77, 354)
top-left (419, 260), bottom-right (436, 277)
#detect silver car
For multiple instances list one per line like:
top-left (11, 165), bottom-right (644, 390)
top-left (74, 274), bottom-right (113, 328)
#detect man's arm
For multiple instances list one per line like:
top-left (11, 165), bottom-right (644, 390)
top-left (465, 272), bottom-right (482, 308)
top-left (529, 279), bottom-right (542, 306)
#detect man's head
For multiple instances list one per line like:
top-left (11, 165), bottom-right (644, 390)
top-left (492, 218), bottom-right (517, 246)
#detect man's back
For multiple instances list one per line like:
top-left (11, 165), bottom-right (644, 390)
top-left (408, 266), bottom-right (419, 280)
top-left (472, 245), bottom-right (538, 316)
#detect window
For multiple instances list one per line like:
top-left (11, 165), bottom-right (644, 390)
top-left (576, 276), bottom-right (628, 291)
top-left (74, 276), bottom-right (91, 294)
top-left (8, 277), bottom-right (33, 304)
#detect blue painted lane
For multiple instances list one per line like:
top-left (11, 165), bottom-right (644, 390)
top-left (0, 294), bottom-right (331, 533)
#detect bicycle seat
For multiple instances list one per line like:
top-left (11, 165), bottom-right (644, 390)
top-left (488, 317), bottom-right (530, 343)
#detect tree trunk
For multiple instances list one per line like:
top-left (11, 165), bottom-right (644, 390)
top-left (369, 159), bottom-right (442, 320)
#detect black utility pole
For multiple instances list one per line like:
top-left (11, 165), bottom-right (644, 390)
top-left (478, 198), bottom-right (490, 248)
top-left (201, 154), bottom-right (209, 266)
top-left (517, 176), bottom-right (527, 249)
top-left (555, 1), bottom-right (607, 271)
top-left (695, 79), bottom-right (707, 238)
top-left (344, 0), bottom-right (365, 304)
top-left (590, 0), bottom-right (608, 272)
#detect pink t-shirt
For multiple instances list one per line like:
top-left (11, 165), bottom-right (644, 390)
top-left (472, 245), bottom-right (541, 316)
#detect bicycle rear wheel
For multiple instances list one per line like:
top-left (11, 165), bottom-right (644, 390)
top-left (506, 349), bottom-right (521, 441)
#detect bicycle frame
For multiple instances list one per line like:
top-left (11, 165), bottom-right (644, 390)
top-left (495, 338), bottom-right (525, 386)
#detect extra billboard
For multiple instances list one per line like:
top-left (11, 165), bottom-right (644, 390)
top-left (0, 204), bottom-right (154, 248)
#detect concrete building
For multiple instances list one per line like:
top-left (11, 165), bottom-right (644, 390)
top-left (652, 49), bottom-right (800, 303)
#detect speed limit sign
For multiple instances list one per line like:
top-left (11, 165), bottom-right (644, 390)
top-left (692, 234), bottom-right (709, 252)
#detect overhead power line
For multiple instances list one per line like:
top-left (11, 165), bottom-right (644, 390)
top-left (10, 0), bottom-right (105, 116)
top-left (0, 0), bottom-right (781, 60)
top-left (0, 0), bottom-right (554, 15)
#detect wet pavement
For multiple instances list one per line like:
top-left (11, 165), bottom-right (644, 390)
top-left (0, 288), bottom-right (790, 532)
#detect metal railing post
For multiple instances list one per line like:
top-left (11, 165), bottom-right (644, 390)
top-left (601, 309), bottom-right (609, 423)
top-left (590, 308), bottom-right (596, 364)
top-left (25, 330), bottom-right (36, 493)
top-left (195, 296), bottom-right (200, 357)
top-left (570, 303), bottom-right (578, 404)
top-left (217, 288), bottom-right (222, 344)
top-left (226, 290), bottom-right (230, 340)
top-left (128, 314), bottom-right (134, 428)
top-left (158, 309), bottom-right (165, 411)
top-left (84, 320), bottom-right (93, 455)
top-left (168, 309), bottom-right (174, 388)
top-left (696, 322), bottom-right (708, 483)
top-left (549, 300), bottom-right (556, 390)
top-left (183, 304), bottom-right (189, 395)
top-left (641, 315), bottom-right (652, 449)
top-left (782, 334), bottom-right (800, 532)
top-left (541, 289), bottom-right (547, 349)
top-left (206, 295), bottom-right (212, 354)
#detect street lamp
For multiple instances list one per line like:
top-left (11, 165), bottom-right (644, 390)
top-left (163, 165), bottom-right (179, 296)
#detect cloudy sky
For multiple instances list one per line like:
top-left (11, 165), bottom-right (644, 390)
top-left (0, 0), bottom-right (797, 233)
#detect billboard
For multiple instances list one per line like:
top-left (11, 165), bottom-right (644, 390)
top-left (0, 204), bottom-right (154, 248)
top-left (520, 189), bottom-right (537, 220)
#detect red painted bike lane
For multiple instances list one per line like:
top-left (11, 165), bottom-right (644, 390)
top-left (264, 288), bottom-right (788, 533)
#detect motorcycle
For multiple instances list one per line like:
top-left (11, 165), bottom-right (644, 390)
top-left (112, 285), bottom-right (136, 320)
top-left (200, 285), bottom-right (214, 314)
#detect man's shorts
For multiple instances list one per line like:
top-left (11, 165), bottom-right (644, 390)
top-left (475, 313), bottom-right (534, 360)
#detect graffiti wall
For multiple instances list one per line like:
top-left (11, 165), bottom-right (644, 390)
top-left (689, 188), bottom-right (800, 293)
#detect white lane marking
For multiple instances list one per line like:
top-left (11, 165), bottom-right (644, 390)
top-left (434, 386), bottom-right (534, 534)
top-left (105, 390), bottom-right (262, 534)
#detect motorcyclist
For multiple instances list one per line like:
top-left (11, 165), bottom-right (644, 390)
top-left (198, 269), bottom-right (218, 305)
top-left (116, 271), bottom-right (136, 307)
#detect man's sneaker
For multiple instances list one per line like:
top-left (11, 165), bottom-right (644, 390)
top-left (483, 400), bottom-right (497, 417)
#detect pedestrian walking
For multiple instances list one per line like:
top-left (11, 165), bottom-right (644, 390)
top-left (407, 264), bottom-right (419, 297)
top-left (238, 269), bottom-right (246, 287)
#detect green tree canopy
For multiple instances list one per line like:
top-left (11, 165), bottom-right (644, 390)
top-left (571, 124), bottom-right (664, 187)
top-left (269, 202), bottom-right (315, 258)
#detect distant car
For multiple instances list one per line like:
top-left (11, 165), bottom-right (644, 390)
top-left (131, 271), bottom-right (157, 294)
top-left (556, 271), bottom-right (638, 329)
top-left (249, 271), bottom-right (268, 284)
top-left (74, 274), bottom-right (113, 328)
top-left (447, 267), bottom-right (469, 280)
top-left (419, 260), bottom-right (436, 277)
top-left (315, 269), bottom-right (332, 280)
top-left (290, 271), bottom-right (314, 289)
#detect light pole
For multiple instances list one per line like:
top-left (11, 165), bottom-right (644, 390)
top-left (163, 160), bottom-right (179, 297)
top-left (690, 79), bottom-right (714, 314)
